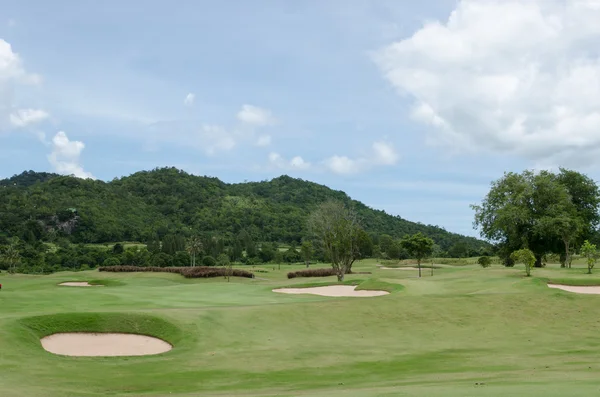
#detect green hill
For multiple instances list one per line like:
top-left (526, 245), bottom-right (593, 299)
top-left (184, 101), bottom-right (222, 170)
top-left (0, 167), bottom-right (488, 253)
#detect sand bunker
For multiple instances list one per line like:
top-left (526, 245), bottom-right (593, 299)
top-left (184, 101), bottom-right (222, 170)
top-left (273, 285), bottom-right (388, 297)
top-left (548, 284), bottom-right (600, 294)
top-left (40, 333), bottom-right (172, 356)
top-left (59, 282), bottom-right (102, 287)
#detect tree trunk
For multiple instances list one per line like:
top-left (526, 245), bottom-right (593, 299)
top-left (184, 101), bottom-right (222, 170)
top-left (337, 272), bottom-right (344, 282)
top-left (564, 240), bottom-right (570, 269)
top-left (431, 261), bottom-right (433, 276)
top-left (534, 254), bottom-right (543, 268)
top-left (305, 260), bottom-right (309, 268)
top-left (418, 260), bottom-right (422, 278)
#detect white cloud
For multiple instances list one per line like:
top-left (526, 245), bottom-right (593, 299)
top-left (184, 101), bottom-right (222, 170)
top-left (324, 140), bottom-right (399, 174)
top-left (374, 0), bottom-right (600, 167)
top-left (325, 155), bottom-right (364, 175)
top-left (184, 93), bottom-right (195, 106)
top-left (47, 131), bottom-right (95, 179)
top-left (9, 108), bottom-right (49, 127)
top-left (0, 39), bottom-right (45, 131)
top-left (199, 124), bottom-right (236, 155)
top-left (237, 104), bottom-right (274, 126)
top-left (256, 134), bottom-right (271, 146)
top-left (268, 152), bottom-right (311, 170)
top-left (372, 141), bottom-right (399, 165)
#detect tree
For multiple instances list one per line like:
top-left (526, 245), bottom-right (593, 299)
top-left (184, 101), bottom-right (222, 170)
top-left (186, 236), bottom-right (203, 267)
top-left (300, 241), bottom-right (313, 268)
top-left (473, 169), bottom-right (599, 267)
top-left (2, 242), bottom-right (21, 273)
top-left (510, 248), bottom-right (535, 277)
top-left (202, 255), bottom-right (216, 267)
top-left (112, 243), bottom-right (124, 255)
top-left (581, 240), bottom-right (598, 274)
top-left (274, 250), bottom-right (284, 270)
top-left (355, 228), bottom-right (374, 259)
top-left (217, 253), bottom-right (232, 280)
top-left (308, 200), bottom-right (361, 281)
top-left (400, 233), bottom-right (434, 278)
top-left (477, 256), bottom-right (492, 268)
top-left (103, 257), bottom-right (121, 266)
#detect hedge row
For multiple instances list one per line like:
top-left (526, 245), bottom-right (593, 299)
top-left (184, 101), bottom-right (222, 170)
top-left (98, 266), bottom-right (254, 279)
top-left (287, 268), bottom-right (351, 279)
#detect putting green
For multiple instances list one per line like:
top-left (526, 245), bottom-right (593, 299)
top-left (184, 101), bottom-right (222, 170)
top-left (2, 260), bottom-right (600, 396)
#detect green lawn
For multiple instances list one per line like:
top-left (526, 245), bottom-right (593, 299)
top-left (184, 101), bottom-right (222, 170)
top-left (3, 259), bottom-right (600, 396)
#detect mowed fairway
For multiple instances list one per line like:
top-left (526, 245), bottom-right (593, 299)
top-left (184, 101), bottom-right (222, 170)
top-left (3, 260), bottom-right (600, 396)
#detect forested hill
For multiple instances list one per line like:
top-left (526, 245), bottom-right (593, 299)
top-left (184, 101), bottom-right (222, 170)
top-left (0, 168), bottom-right (488, 253)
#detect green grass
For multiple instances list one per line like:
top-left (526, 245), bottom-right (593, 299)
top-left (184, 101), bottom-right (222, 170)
top-left (4, 259), bottom-right (600, 396)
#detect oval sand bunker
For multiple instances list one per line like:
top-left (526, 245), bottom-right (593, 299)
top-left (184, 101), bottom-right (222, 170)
top-left (273, 285), bottom-right (388, 297)
top-left (41, 333), bottom-right (172, 356)
top-left (59, 282), bottom-right (102, 287)
top-left (548, 284), bottom-right (600, 294)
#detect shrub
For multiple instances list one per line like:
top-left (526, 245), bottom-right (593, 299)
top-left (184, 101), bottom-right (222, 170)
top-left (103, 257), bottom-right (121, 266)
top-left (202, 256), bottom-right (216, 266)
top-left (287, 268), bottom-right (355, 279)
top-left (477, 256), bottom-right (492, 268)
top-left (98, 265), bottom-right (253, 279)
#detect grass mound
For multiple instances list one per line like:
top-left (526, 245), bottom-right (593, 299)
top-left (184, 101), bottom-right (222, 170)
top-left (19, 312), bottom-right (183, 348)
top-left (98, 266), bottom-right (254, 279)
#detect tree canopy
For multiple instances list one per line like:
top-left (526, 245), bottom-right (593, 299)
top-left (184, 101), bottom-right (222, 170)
top-left (472, 169), bottom-right (600, 266)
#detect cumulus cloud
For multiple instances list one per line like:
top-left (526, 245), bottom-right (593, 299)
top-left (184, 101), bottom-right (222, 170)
top-left (183, 93), bottom-right (195, 106)
top-left (0, 39), bottom-right (45, 131)
top-left (47, 131), bottom-right (95, 179)
top-left (256, 134), bottom-right (271, 146)
top-left (237, 104), bottom-right (275, 126)
top-left (324, 155), bottom-right (364, 174)
top-left (372, 141), bottom-right (399, 165)
top-left (324, 141), bottom-right (399, 174)
top-left (9, 108), bottom-right (49, 127)
top-left (269, 152), bottom-right (311, 170)
top-left (374, 0), bottom-right (600, 166)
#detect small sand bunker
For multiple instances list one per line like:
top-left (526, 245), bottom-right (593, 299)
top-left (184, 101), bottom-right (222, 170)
top-left (273, 285), bottom-right (388, 297)
top-left (59, 282), bottom-right (102, 287)
top-left (548, 284), bottom-right (600, 294)
top-left (41, 333), bottom-right (172, 357)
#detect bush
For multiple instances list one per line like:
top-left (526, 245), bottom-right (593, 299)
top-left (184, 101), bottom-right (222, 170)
top-left (287, 268), bottom-right (355, 279)
top-left (103, 257), bottom-right (121, 267)
top-left (98, 265), bottom-right (253, 279)
top-left (202, 256), bottom-right (216, 266)
top-left (477, 256), bottom-right (492, 268)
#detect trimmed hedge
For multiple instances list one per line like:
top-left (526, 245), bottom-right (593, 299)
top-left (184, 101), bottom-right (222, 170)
top-left (287, 268), bottom-right (351, 279)
top-left (98, 266), bottom-right (254, 279)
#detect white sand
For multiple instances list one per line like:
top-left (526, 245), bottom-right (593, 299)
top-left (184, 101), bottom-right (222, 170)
top-left (273, 285), bottom-right (388, 297)
top-left (59, 282), bottom-right (102, 287)
top-left (41, 333), bottom-right (172, 356)
top-left (548, 284), bottom-right (600, 294)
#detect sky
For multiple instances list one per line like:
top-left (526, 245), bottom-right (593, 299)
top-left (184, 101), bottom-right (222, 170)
top-left (2, 0), bottom-right (600, 238)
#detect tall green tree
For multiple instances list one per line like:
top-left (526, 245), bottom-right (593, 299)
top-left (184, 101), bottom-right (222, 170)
top-left (2, 241), bottom-right (21, 273)
top-left (400, 232), bottom-right (434, 278)
top-left (473, 169), bottom-right (599, 267)
top-left (308, 200), bottom-right (361, 281)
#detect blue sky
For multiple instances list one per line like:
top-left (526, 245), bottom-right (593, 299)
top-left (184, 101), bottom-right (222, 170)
top-left (2, 0), bottom-right (600, 238)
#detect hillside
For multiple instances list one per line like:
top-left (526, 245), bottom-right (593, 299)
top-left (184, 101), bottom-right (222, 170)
top-left (0, 168), bottom-right (489, 253)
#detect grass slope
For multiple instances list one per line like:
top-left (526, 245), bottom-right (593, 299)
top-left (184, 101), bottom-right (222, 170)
top-left (2, 259), bottom-right (600, 396)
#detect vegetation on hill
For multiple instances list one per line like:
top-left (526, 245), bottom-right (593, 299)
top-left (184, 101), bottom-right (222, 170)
top-left (0, 167), bottom-right (488, 252)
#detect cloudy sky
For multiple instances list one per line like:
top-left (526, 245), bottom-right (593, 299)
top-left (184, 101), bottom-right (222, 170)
top-left (2, 0), bottom-right (600, 237)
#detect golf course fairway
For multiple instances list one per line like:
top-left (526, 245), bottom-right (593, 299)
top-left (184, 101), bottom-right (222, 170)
top-left (2, 259), bottom-right (600, 396)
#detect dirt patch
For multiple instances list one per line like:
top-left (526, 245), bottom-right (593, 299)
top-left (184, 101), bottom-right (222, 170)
top-left (273, 285), bottom-right (388, 297)
top-left (40, 333), bottom-right (172, 356)
top-left (58, 282), bottom-right (102, 287)
top-left (548, 284), bottom-right (600, 294)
